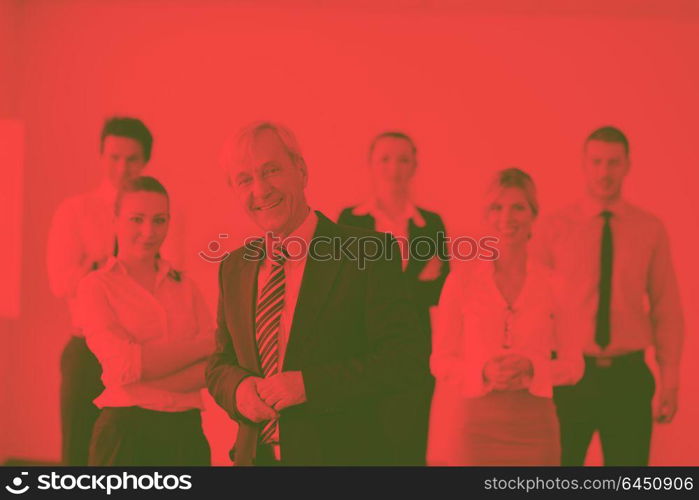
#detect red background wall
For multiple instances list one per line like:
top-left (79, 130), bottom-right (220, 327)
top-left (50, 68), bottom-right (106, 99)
top-left (2, 0), bottom-right (698, 465)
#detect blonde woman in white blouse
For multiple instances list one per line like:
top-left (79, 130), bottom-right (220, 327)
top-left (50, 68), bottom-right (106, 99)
top-left (427, 168), bottom-right (583, 466)
top-left (77, 176), bottom-right (214, 465)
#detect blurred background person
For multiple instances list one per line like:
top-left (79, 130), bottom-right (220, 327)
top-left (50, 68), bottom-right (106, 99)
top-left (46, 116), bottom-right (153, 465)
top-left (427, 168), bottom-right (583, 466)
top-left (76, 176), bottom-right (214, 465)
top-left (534, 127), bottom-right (685, 465)
top-left (338, 131), bottom-right (449, 464)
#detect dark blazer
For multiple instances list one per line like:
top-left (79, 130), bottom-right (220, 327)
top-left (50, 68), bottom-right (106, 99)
top-left (338, 206), bottom-right (450, 339)
top-left (337, 205), bottom-right (450, 464)
top-left (206, 212), bottom-right (429, 465)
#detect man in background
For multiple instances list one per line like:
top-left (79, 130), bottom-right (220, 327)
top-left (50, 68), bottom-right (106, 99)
top-left (535, 126), bottom-right (684, 465)
top-left (47, 116), bottom-right (153, 465)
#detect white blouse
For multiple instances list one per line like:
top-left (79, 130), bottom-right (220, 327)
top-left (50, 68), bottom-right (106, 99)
top-left (76, 258), bottom-right (214, 411)
top-left (431, 259), bottom-right (583, 398)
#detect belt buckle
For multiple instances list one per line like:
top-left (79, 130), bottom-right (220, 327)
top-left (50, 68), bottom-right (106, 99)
top-left (596, 357), bottom-right (613, 368)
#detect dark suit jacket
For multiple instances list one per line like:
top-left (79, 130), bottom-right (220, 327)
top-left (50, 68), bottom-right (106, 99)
top-left (337, 206), bottom-right (449, 463)
top-left (338, 205), bottom-right (450, 340)
top-left (206, 212), bottom-right (428, 465)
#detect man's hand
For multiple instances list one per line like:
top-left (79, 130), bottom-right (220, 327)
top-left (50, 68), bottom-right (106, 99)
top-left (235, 376), bottom-right (278, 423)
top-left (418, 256), bottom-right (443, 282)
top-left (256, 371), bottom-right (307, 412)
top-left (654, 387), bottom-right (679, 424)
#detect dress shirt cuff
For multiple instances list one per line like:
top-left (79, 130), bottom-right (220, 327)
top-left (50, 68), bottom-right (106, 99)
top-left (231, 373), bottom-right (257, 425)
top-left (658, 363), bottom-right (680, 390)
top-left (429, 355), bottom-right (460, 382)
top-left (458, 362), bottom-right (490, 398)
top-left (528, 356), bottom-right (552, 395)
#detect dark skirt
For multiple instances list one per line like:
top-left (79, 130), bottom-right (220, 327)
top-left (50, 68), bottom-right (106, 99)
top-left (428, 382), bottom-right (560, 466)
top-left (88, 406), bottom-right (211, 466)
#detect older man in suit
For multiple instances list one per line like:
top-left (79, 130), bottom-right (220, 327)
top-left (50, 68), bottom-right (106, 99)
top-left (206, 122), bottom-right (428, 465)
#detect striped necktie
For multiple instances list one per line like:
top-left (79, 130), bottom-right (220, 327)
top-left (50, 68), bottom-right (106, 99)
top-left (256, 246), bottom-right (286, 444)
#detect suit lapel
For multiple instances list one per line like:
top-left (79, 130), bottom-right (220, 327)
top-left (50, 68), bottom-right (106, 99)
top-left (230, 251), bottom-right (263, 375)
top-left (282, 212), bottom-right (342, 370)
top-left (406, 218), bottom-right (422, 275)
top-left (353, 213), bottom-right (376, 231)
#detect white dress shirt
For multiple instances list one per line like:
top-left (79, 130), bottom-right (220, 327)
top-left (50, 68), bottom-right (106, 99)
top-left (533, 198), bottom-right (684, 389)
top-left (76, 257), bottom-right (214, 411)
top-left (431, 259), bottom-right (583, 398)
top-left (47, 181), bottom-right (118, 328)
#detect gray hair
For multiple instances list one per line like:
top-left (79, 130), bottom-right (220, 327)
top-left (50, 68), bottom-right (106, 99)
top-left (220, 121), bottom-right (306, 178)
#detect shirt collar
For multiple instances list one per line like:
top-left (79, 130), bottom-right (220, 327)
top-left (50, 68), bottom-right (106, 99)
top-left (579, 196), bottom-right (629, 219)
top-left (351, 198), bottom-right (426, 228)
top-left (262, 208), bottom-right (318, 265)
top-left (104, 256), bottom-right (173, 285)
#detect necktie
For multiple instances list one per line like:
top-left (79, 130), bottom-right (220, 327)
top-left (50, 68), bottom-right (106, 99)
top-left (255, 247), bottom-right (286, 444)
top-left (595, 211), bottom-right (613, 349)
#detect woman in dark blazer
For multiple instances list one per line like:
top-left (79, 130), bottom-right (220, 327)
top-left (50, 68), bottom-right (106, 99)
top-left (338, 131), bottom-right (449, 464)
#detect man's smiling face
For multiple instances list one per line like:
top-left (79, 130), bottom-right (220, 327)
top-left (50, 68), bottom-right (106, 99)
top-left (230, 128), bottom-right (309, 236)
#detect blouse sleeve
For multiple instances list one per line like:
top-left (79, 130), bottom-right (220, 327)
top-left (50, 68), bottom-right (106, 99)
top-left (76, 274), bottom-right (143, 387)
top-left (516, 266), bottom-right (584, 394)
top-left (550, 301), bottom-right (584, 387)
top-left (430, 272), bottom-right (463, 382)
top-left (190, 278), bottom-right (215, 341)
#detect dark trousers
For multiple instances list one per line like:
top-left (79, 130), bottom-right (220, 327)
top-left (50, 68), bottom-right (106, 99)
top-left (379, 378), bottom-right (434, 465)
top-left (553, 351), bottom-right (654, 466)
top-left (60, 336), bottom-right (104, 465)
top-left (89, 407), bottom-right (211, 466)
top-left (253, 444), bottom-right (281, 466)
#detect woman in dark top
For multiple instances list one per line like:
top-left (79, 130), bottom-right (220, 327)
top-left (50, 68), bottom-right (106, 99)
top-left (338, 131), bottom-right (449, 464)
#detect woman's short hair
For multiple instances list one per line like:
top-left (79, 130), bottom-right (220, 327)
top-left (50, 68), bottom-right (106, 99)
top-left (488, 167), bottom-right (539, 217)
top-left (115, 176), bottom-right (169, 215)
top-left (368, 131), bottom-right (417, 160)
top-left (219, 121), bottom-right (306, 177)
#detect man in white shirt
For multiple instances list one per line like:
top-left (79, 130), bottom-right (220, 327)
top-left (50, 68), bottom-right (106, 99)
top-left (47, 116), bottom-right (153, 465)
top-left (535, 126), bottom-right (684, 465)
